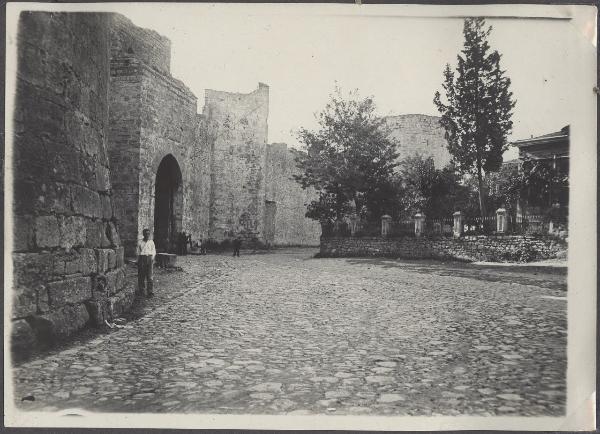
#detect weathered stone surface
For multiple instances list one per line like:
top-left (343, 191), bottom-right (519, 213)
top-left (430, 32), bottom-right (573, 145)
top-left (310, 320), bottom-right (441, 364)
top-left (58, 215), bottom-right (87, 249)
top-left (96, 249), bottom-right (112, 273)
top-left (35, 215), bottom-right (60, 248)
top-left (106, 284), bottom-right (135, 319)
top-left (12, 253), bottom-right (52, 317)
top-left (105, 269), bottom-right (118, 295)
top-left (28, 303), bottom-right (90, 342)
top-left (80, 248), bottom-right (97, 274)
top-left (85, 220), bottom-right (103, 248)
top-left (13, 215), bottom-right (35, 252)
top-left (53, 251), bottom-right (82, 276)
top-left (115, 246), bottom-right (125, 268)
top-left (319, 235), bottom-right (566, 263)
top-left (385, 114), bottom-right (452, 169)
top-left (100, 194), bottom-right (113, 220)
top-left (85, 299), bottom-right (109, 327)
top-left (106, 221), bottom-right (121, 247)
top-left (47, 276), bottom-right (92, 307)
top-left (71, 184), bottom-right (102, 219)
top-left (11, 319), bottom-right (36, 355)
top-left (108, 248), bottom-right (117, 269)
top-left (11, 11), bottom-right (125, 355)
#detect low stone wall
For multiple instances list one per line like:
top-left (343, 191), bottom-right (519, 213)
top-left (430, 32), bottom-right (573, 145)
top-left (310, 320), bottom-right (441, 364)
top-left (319, 235), bottom-right (566, 262)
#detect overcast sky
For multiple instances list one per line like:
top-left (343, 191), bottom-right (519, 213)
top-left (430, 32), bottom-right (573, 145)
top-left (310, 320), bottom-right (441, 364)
top-left (7, 4), bottom-right (586, 162)
top-left (115, 4), bottom-right (583, 161)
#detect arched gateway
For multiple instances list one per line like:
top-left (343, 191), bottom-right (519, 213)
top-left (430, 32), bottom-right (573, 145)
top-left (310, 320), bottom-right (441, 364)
top-left (153, 154), bottom-right (183, 252)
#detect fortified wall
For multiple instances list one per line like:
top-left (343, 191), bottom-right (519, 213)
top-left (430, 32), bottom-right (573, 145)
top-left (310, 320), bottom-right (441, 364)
top-left (11, 12), bottom-right (132, 354)
top-left (11, 11), bottom-right (322, 354)
top-left (265, 144), bottom-right (321, 246)
top-left (109, 15), bottom-right (210, 255)
top-left (204, 85), bottom-right (270, 242)
top-left (106, 15), bottom-right (319, 253)
top-left (385, 114), bottom-right (452, 168)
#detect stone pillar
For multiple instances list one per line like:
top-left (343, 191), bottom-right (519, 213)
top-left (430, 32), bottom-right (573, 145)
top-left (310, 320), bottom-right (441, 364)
top-left (349, 214), bottom-right (360, 237)
top-left (414, 213), bottom-right (425, 237)
top-left (453, 211), bottom-right (464, 238)
top-left (496, 208), bottom-right (507, 233)
top-left (381, 215), bottom-right (392, 238)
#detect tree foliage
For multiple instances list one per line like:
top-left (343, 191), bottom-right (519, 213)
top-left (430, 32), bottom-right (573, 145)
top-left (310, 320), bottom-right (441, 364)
top-left (398, 154), bottom-right (470, 219)
top-left (294, 88), bottom-right (400, 223)
top-left (433, 17), bottom-right (516, 218)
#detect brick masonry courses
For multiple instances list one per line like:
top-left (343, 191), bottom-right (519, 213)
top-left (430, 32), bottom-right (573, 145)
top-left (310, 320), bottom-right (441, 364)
top-left (320, 235), bottom-right (566, 262)
top-left (11, 12), bottom-right (132, 355)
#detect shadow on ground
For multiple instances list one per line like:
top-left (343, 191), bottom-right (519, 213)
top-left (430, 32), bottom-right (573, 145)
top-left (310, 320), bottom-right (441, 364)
top-left (340, 257), bottom-right (567, 291)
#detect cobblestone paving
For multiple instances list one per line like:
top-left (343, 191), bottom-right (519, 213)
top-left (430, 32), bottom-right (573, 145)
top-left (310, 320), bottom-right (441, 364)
top-left (12, 248), bottom-right (567, 416)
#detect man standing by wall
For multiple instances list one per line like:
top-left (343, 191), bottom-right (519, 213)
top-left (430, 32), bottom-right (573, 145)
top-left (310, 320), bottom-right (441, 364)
top-left (137, 229), bottom-right (156, 298)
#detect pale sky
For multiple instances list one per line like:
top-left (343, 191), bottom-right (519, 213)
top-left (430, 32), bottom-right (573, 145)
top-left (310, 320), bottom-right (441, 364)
top-left (7, 4), bottom-right (587, 161)
top-left (112, 4), bottom-right (582, 162)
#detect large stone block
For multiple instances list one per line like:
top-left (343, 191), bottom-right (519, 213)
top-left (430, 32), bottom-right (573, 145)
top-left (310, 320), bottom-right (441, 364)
top-left (58, 215), bottom-right (87, 249)
top-left (85, 299), bottom-right (108, 327)
top-left (13, 252), bottom-right (53, 286)
top-left (35, 215), bottom-right (60, 248)
top-left (106, 221), bottom-right (121, 247)
top-left (96, 164), bottom-right (111, 192)
top-left (46, 275), bottom-right (92, 307)
top-left (105, 269), bottom-right (118, 295)
top-left (100, 193), bottom-right (113, 219)
top-left (80, 248), bottom-right (97, 274)
top-left (11, 319), bottom-right (36, 356)
top-left (53, 250), bottom-right (83, 276)
top-left (85, 219), bottom-right (103, 247)
top-left (96, 249), bottom-right (112, 273)
top-left (108, 249), bottom-right (117, 270)
top-left (28, 303), bottom-right (90, 344)
top-left (91, 273), bottom-right (110, 300)
top-left (115, 246), bottom-right (125, 268)
top-left (107, 284), bottom-right (135, 320)
top-left (115, 267), bottom-right (125, 291)
top-left (13, 215), bottom-right (36, 252)
top-left (12, 284), bottom-right (47, 318)
top-left (71, 184), bottom-right (102, 218)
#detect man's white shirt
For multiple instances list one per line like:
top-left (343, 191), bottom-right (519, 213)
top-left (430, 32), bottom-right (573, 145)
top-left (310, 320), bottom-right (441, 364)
top-left (137, 239), bottom-right (156, 257)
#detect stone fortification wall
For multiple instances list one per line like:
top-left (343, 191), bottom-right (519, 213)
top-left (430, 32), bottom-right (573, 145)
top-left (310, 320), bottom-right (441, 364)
top-left (137, 62), bottom-right (210, 246)
top-left (265, 143), bottom-right (321, 246)
top-left (110, 14), bottom-right (171, 74)
top-left (385, 114), bottom-right (452, 168)
top-left (203, 84), bottom-right (270, 242)
top-left (320, 235), bottom-right (565, 262)
top-left (11, 12), bottom-right (132, 355)
top-left (108, 15), bottom-right (211, 254)
top-left (107, 56), bottom-right (143, 253)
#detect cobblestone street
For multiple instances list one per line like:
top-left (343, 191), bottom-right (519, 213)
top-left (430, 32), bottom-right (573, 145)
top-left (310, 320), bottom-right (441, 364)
top-left (12, 248), bottom-right (567, 416)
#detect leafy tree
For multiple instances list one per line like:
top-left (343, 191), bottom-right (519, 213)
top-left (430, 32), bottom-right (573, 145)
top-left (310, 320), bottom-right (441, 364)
top-left (433, 17), bottom-right (516, 219)
top-left (294, 88), bottom-right (400, 222)
top-left (485, 162), bottom-right (523, 215)
top-left (398, 154), bottom-right (470, 219)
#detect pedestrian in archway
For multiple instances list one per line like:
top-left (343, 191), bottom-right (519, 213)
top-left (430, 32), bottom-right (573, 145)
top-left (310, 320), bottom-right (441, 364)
top-left (232, 237), bottom-right (242, 257)
top-left (137, 229), bottom-right (156, 298)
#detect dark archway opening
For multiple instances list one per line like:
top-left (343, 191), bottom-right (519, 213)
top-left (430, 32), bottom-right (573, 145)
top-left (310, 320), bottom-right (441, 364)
top-left (154, 154), bottom-right (183, 253)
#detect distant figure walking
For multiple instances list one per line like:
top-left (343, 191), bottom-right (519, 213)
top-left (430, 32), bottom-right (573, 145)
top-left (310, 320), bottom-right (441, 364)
top-left (232, 237), bottom-right (242, 257)
top-left (137, 228), bottom-right (156, 298)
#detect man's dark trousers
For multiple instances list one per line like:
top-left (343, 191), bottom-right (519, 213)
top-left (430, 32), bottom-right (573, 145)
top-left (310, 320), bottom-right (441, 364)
top-left (138, 255), bottom-right (154, 295)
